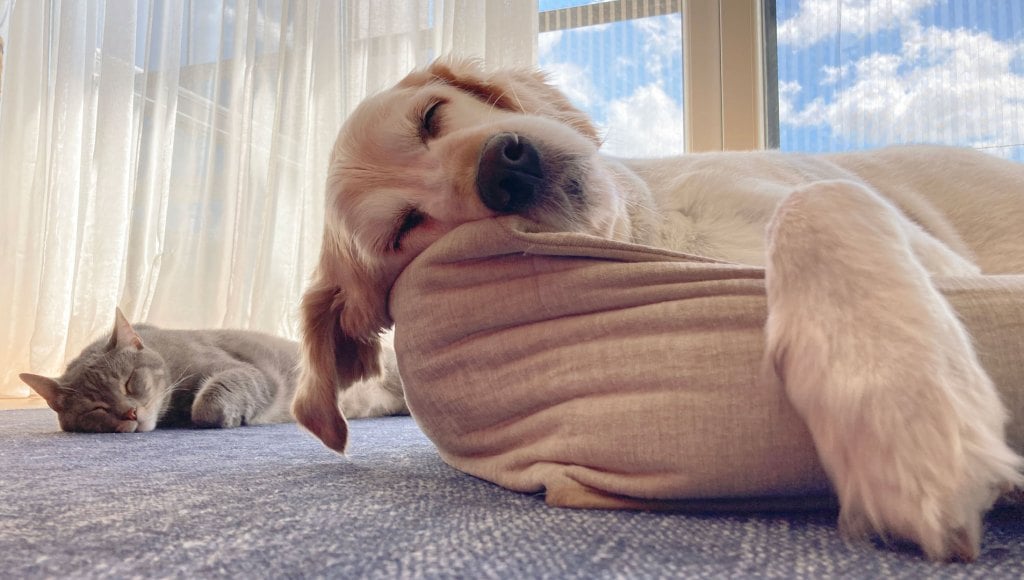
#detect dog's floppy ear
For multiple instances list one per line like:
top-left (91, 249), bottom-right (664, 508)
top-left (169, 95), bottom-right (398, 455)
top-left (426, 58), bottom-right (601, 145)
top-left (292, 233), bottom-right (386, 454)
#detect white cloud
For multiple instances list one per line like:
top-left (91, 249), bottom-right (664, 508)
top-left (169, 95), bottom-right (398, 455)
top-left (783, 24), bottom-right (1024, 150)
top-left (597, 14), bottom-right (684, 156)
top-left (540, 13), bottom-right (685, 158)
top-left (543, 61), bottom-right (598, 109)
top-left (777, 80), bottom-right (804, 122)
top-left (538, 30), bottom-right (563, 61)
top-left (820, 64), bottom-right (849, 86)
top-left (602, 83), bottom-right (684, 157)
top-left (778, 0), bottom-right (936, 48)
top-left (633, 13), bottom-right (682, 79)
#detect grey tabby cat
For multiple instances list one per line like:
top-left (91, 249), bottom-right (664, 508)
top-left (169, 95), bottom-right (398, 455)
top-left (19, 309), bottom-right (407, 433)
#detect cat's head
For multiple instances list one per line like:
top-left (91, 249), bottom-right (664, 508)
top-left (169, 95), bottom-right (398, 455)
top-left (20, 309), bottom-right (171, 433)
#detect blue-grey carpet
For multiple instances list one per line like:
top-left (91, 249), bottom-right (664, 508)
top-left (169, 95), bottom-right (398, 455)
top-left (0, 409), bottom-right (1021, 579)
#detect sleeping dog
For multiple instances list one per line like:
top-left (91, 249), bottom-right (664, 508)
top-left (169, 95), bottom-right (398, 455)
top-left (294, 58), bottom-right (1024, 561)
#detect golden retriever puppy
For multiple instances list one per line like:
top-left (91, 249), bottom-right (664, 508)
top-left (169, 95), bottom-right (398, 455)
top-left (295, 58), bottom-right (1023, 561)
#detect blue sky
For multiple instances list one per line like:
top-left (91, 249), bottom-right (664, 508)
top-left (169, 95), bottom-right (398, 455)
top-left (538, 3), bottom-right (683, 156)
top-left (539, 0), bottom-right (1024, 160)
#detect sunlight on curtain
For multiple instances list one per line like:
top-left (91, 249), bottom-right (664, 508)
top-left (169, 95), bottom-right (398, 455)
top-left (0, 0), bottom-right (537, 398)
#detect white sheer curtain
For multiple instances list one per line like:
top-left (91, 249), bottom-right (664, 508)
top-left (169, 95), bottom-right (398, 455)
top-left (0, 0), bottom-right (537, 398)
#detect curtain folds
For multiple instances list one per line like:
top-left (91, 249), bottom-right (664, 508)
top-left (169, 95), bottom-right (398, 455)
top-left (0, 0), bottom-right (537, 397)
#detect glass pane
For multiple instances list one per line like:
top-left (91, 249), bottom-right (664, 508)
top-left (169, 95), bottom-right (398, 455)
top-left (540, 0), bottom-right (613, 10)
top-left (539, 11), bottom-right (684, 157)
top-left (776, 0), bottom-right (1024, 161)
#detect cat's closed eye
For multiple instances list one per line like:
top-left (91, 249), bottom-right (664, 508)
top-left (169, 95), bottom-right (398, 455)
top-left (86, 405), bottom-right (108, 416)
top-left (124, 371), bottom-right (136, 396)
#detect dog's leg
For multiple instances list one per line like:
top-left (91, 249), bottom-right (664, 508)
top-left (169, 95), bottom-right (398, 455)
top-left (763, 180), bottom-right (1023, 562)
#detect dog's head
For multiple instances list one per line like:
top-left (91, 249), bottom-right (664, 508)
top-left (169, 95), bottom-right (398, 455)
top-left (294, 58), bottom-right (635, 452)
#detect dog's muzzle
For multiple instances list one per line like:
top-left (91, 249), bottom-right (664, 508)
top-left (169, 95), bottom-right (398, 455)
top-left (476, 133), bottom-right (544, 213)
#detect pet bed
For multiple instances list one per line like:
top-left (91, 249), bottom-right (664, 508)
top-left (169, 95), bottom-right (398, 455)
top-left (389, 217), bottom-right (1024, 509)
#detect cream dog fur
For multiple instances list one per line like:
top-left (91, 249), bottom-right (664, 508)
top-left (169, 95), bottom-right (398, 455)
top-left (295, 59), bottom-right (1023, 561)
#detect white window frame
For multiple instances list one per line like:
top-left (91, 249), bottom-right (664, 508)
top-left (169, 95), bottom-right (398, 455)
top-left (685, 0), bottom-right (766, 151)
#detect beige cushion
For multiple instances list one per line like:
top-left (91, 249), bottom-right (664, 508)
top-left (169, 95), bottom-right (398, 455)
top-left (390, 217), bottom-right (1024, 509)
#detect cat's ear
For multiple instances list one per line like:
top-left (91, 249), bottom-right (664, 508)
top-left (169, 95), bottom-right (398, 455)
top-left (19, 373), bottom-right (64, 411)
top-left (107, 308), bottom-right (144, 351)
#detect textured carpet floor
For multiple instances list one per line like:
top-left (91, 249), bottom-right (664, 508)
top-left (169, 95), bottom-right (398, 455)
top-left (0, 409), bottom-right (1021, 579)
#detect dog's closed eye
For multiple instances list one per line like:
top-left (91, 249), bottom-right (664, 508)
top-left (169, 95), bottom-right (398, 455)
top-left (391, 206), bottom-right (426, 251)
top-left (420, 100), bottom-right (445, 141)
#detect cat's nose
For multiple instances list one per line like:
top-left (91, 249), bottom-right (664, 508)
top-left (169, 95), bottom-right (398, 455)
top-left (124, 407), bottom-right (137, 421)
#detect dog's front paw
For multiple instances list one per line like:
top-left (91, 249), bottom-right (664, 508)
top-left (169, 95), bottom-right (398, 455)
top-left (772, 321), bottom-right (1023, 561)
top-left (774, 335), bottom-right (1024, 560)
top-left (831, 411), bottom-right (1021, 561)
top-left (764, 180), bottom-right (1024, 561)
top-left (774, 332), bottom-right (1023, 561)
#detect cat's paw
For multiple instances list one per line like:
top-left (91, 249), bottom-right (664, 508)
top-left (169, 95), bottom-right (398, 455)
top-left (190, 395), bottom-right (243, 429)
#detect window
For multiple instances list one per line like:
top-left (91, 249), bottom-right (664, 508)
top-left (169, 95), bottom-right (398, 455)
top-left (540, 0), bottom-right (764, 156)
top-left (539, 1), bottom-right (1023, 160)
top-left (539, 1), bottom-right (685, 157)
top-left (773, 0), bottom-right (1024, 160)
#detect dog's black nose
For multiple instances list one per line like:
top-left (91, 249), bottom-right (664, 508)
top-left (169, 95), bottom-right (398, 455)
top-left (476, 133), bottom-right (543, 213)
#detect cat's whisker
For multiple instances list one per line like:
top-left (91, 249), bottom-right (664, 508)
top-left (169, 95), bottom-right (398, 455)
top-left (169, 373), bottom-right (198, 394)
